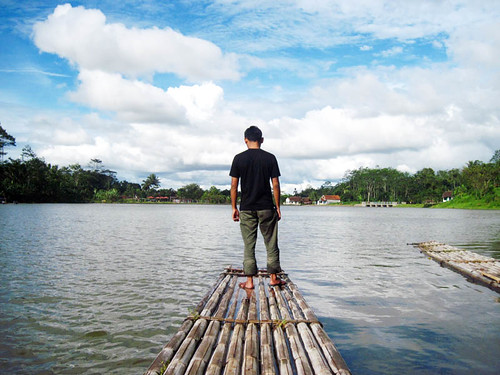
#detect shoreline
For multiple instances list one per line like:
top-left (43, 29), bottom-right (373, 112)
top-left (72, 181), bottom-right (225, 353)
top-left (2, 200), bottom-right (498, 210)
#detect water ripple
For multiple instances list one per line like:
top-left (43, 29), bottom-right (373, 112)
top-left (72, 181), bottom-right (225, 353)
top-left (0, 204), bottom-right (499, 374)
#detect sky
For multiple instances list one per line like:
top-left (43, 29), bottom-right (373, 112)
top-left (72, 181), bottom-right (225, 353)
top-left (1, 0), bottom-right (499, 192)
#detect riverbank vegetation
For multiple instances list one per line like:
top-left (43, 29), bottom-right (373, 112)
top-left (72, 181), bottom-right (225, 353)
top-left (1, 126), bottom-right (498, 208)
top-left (305, 155), bottom-right (499, 209)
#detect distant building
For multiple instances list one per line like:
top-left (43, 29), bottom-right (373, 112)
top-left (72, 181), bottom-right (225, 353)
top-left (318, 195), bottom-right (341, 204)
top-left (302, 197), bottom-right (313, 205)
top-left (442, 191), bottom-right (454, 202)
top-left (285, 196), bottom-right (314, 205)
top-left (285, 196), bottom-right (304, 205)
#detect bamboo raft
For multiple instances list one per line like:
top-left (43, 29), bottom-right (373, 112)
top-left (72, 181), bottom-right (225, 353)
top-left (412, 241), bottom-right (500, 293)
top-left (144, 268), bottom-right (351, 375)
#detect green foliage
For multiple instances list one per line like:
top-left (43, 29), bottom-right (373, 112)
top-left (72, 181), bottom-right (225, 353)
top-left (338, 167), bottom-right (413, 203)
top-left (490, 150), bottom-right (500, 164)
top-left (434, 188), bottom-right (500, 209)
top-left (119, 181), bottom-right (142, 198)
top-left (462, 160), bottom-right (498, 198)
top-left (0, 124), bottom-right (16, 161)
top-left (201, 186), bottom-right (228, 204)
top-left (0, 147), bottom-right (129, 203)
top-left (142, 173), bottom-right (161, 193)
top-left (188, 308), bottom-right (200, 321)
top-left (156, 360), bottom-right (169, 375)
top-left (277, 318), bottom-right (287, 328)
top-left (292, 150), bottom-right (499, 207)
top-left (94, 188), bottom-right (120, 202)
top-left (177, 183), bottom-right (204, 201)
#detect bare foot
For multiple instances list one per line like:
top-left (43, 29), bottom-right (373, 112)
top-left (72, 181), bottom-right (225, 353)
top-left (239, 281), bottom-right (254, 290)
top-left (269, 275), bottom-right (286, 287)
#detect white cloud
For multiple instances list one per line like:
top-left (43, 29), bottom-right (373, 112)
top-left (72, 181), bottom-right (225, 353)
top-left (33, 3), bottom-right (241, 81)
top-left (268, 106), bottom-right (429, 159)
top-left (251, 49), bottom-right (499, 186)
top-left (446, 21), bottom-right (500, 71)
top-left (432, 40), bottom-right (443, 49)
top-left (28, 107), bottom-right (246, 186)
top-left (51, 52), bottom-right (498, 189)
top-left (209, 0), bottom-right (499, 52)
top-left (68, 70), bottom-right (225, 124)
top-left (298, 0), bottom-right (494, 40)
top-left (5, 1), bottom-right (498, 192)
top-left (168, 83), bottom-right (225, 123)
top-left (379, 46), bottom-right (403, 57)
top-left (68, 70), bottom-right (187, 123)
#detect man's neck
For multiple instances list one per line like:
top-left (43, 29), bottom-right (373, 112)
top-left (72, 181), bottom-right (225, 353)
top-left (246, 140), bottom-right (261, 149)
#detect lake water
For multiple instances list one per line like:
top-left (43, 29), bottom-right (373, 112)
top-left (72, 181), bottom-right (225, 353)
top-left (0, 204), bottom-right (499, 374)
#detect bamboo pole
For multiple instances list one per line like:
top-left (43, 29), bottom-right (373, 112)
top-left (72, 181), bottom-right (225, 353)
top-left (297, 323), bottom-right (331, 375)
top-left (186, 320), bottom-right (221, 375)
top-left (165, 275), bottom-right (231, 375)
top-left (283, 278), bottom-right (317, 322)
top-left (273, 286), bottom-right (314, 375)
top-left (243, 321), bottom-right (259, 375)
top-left (144, 320), bottom-right (195, 375)
top-left (310, 325), bottom-right (351, 375)
top-left (260, 323), bottom-right (275, 375)
top-left (214, 276), bottom-right (239, 319)
top-left (147, 270), bottom-right (353, 375)
top-left (258, 276), bottom-right (276, 375)
top-left (268, 287), bottom-right (293, 375)
top-left (281, 286), bottom-right (331, 374)
top-left (222, 290), bottom-right (249, 375)
top-left (286, 279), bottom-right (351, 375)
top-left (205, 275), bottom-right (241, 375)
top-left (144, 273), bottom-right (226, 375)
top-left (185, 277), bottom-right (238, 375)
top-left (163, 311), bottom-right (209, 375)
top-left (415, 243), bottom-right (500, 293)
top-left (258, 276), bottom-right (270, 321)
top-left (243, 287), bottom-right (259, 375)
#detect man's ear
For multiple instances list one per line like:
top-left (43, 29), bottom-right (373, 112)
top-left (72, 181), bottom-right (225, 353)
top-left (260, 137), bottom-right (264, 144)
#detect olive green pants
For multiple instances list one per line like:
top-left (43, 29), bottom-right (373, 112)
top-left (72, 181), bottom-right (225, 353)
top-left (239, 209), bottom-right (281, 276)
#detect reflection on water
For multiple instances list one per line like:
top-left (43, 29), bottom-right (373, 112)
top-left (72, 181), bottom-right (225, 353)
top-left (0, 204), bottom-right (499, 374)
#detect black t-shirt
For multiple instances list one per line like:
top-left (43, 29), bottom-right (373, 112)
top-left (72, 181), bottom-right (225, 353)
top-left (229, 148), bottom-right (281, 211)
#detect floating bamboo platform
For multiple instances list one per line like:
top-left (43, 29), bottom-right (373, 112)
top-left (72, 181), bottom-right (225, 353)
top-left (412, 241), bottom-right (500, 293)
top-left (144, 268), bottom-right (351, 375)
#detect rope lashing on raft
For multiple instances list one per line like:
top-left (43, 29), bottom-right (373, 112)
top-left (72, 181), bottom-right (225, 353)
top-left (184, 315), bottom-right (323, 327)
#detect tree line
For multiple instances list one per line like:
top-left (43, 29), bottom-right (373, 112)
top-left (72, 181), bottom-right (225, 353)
top-left (1, 125), bottom-right (498, 204)
top-left (292, 151), bottom-right (499, 205)
top-left (0, 148), bottom-right (231, 204)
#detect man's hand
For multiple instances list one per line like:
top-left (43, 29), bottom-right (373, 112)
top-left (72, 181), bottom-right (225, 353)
top-left (272, 176), bottom-right (281, 221)
top-left (276, 206), bottom-right (281, 221)
top-left (231, 177), bottom-right (239, 221)
top-left (232, 208), bottom-right (240, 222)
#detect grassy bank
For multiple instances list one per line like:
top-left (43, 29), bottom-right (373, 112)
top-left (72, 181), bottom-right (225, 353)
top-left (347, 190), bottom-right (499, 209)
top-left (430, 188), bottom-right (499, 210)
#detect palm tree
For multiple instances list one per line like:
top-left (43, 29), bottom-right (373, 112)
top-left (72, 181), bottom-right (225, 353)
top-left (142, 173), bottom-right (161, 192)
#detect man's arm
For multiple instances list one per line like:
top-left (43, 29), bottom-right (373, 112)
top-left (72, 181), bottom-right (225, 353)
top-left (231, 176), bottom-right (240, 222)
top-left (272, 177), bottom-right (281, 220)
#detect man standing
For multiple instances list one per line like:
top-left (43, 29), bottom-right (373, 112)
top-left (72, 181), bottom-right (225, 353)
top-left (230, 125), bottom-right (285, 289)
